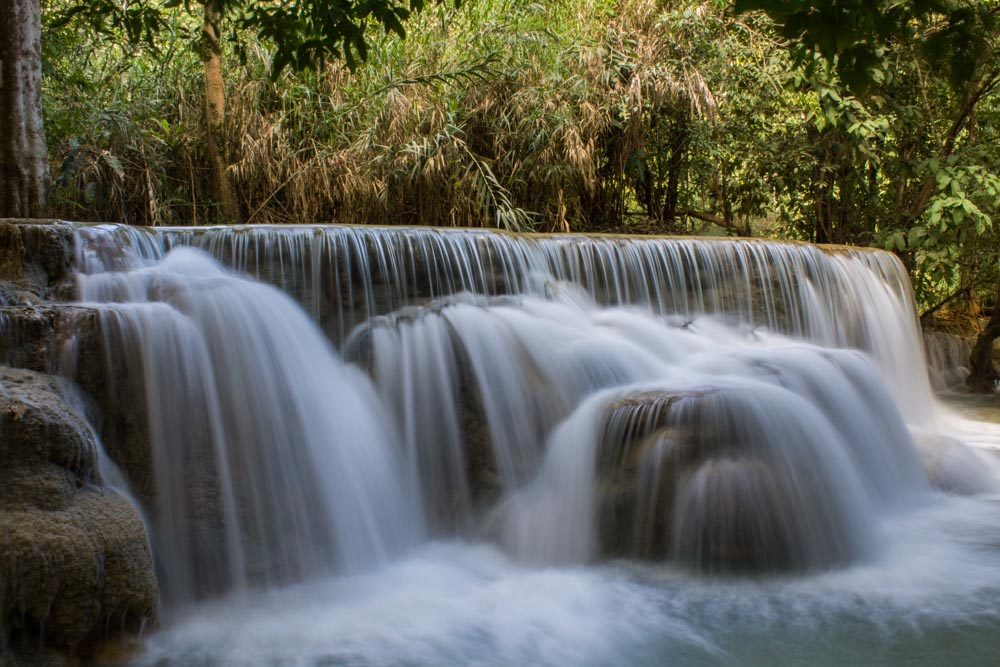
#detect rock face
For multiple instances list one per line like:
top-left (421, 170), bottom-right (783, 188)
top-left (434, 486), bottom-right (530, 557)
top-left (0, 367), bottom-right (157, 665)
top-left (593, 391), bottom-right (857, 574)
top-left (0, 303), bottom-right (156, 513)
top-left (0, 305), bottom-right (97, 373)
top-left (0, 221), bottom-right (75, 305)
top-left (595, 392), bottom-right (710, 562)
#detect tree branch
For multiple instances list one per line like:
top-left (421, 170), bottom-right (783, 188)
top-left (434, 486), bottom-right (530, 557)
top-left (906, 69), bottom-right (1000, 221)
top-left (920, 285), bottom-right (972, 321)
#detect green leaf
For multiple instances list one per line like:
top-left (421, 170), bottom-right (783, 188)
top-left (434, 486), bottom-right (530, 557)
top-left (102, 154), bottom-right (125, 178)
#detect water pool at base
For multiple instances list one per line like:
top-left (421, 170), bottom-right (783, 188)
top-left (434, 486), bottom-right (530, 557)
top-left (135, 481), bottom-right (1000, 667)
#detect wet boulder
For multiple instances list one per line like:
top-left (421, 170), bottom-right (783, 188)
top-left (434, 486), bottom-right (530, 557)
top-left (0, 305), bottom-right (100, 375)
top-left (0, 304), bottom-right (156, 511)
top-left (594, 389), bottom-right (865, 574)
top-left (595, 391), bottom-right (718, 560)
top-left (916, 433), bottom-right (1000, 496)
top-left (670, 457), bottom-right (797, 573)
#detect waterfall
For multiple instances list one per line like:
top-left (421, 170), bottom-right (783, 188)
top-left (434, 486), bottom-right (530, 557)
top-left (373, 296), bottom-right (928, 569)
top-left (75, 246), bottom-right (422, 606)
top-left (924, 330), bottom-right (974, 390)
top-left (67, 223), bottom-right (998, 599)
top-left (73, 224), bottom-right (934, 424)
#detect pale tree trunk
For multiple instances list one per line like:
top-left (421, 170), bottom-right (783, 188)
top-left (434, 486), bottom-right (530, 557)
top-left (201, 0), bottom-right (240, 222)
top-left (0, 0), bottom-right (49, 218)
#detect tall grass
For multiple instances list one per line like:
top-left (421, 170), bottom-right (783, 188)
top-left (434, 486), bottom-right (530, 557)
top-left (42, 0), bottom-right (766, 231)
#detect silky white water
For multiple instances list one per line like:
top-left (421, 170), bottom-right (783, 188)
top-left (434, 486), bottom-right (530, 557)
top-left (77, 247), bottom-right (422, 606)
top-left (67, 224), bottom-right (1000, 665)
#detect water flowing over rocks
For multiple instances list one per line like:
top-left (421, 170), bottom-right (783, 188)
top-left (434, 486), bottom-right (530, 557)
top-left (594, 389), bottom-right (877, 572)
top-left (76, 248), bottom-right (423, 606)
top-left (924, 331), bottom-right (976, 390)
top-left (914, 432), bottom-right (1000, 495)
top-left (2, 220), bottom-right (1000, 666)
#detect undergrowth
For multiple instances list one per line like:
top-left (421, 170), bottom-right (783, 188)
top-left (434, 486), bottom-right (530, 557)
top-left (43, 0), bottom-right (771, 232)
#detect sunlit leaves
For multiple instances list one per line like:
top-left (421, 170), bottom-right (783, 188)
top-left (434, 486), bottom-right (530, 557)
top-left (886, 155), bottom-right (1000, 303)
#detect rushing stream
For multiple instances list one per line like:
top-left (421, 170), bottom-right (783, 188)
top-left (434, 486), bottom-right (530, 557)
top-left (69, 224), bottom-right (1000, 666)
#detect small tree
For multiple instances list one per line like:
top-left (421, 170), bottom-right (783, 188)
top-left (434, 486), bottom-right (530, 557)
top-left (737, 0), bottom-right (1000, 392)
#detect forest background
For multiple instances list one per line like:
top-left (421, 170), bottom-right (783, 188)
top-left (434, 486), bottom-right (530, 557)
top-left (8, 0), bottom-right (1000, 382)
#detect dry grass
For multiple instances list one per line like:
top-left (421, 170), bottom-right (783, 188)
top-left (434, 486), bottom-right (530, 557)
top-left (46, 0), bottom-right (730, 231)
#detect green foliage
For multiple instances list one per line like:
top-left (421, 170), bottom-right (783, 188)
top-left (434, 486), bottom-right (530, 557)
top-left (49, 0), bottom-right (171, 47)
top-left (888, 154), bottom-right (1000, 304)
top-left (734, 0), bottom-right (1000, 94)
top-left (50, 0), bottom-right (460, 76)
top-left (732, 0), bottom-right (1000, 310)
top-left (38, 0), bottom-right (1000, 312)
top-left (246, 0), bottom-right (452, 74)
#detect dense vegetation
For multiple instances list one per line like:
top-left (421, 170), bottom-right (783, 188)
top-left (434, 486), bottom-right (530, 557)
top-left (25, 0), bottom-right (1000, 380)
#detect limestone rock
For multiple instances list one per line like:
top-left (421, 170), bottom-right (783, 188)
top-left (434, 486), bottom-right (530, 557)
top-left (595, 391), bottom-right (705, 560)
top-left (0, 306), bottom-right (101, 375)
top-left (0, 221), bottom-right (75, 305)
top-left (0, 304), bottom-right (156, 511)
top-left (0, 368), bottom-right (157, 664)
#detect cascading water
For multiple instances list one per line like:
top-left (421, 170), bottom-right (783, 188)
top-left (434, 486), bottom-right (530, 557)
top-left (409, 299), bottom-right (927, 570)
top-left (63, 223), bottom-right (1000, 666)
top-left (925, 330), bottom-right (974, 389)
top-left (76, 246), bottom-right (422, 606)
top-left (73, 224), bottom-right (936, 423)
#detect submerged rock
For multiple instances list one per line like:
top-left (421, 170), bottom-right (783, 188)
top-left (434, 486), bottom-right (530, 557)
top-left (916, 433), bottom-right (1000, 496)
top-left (593, 389), bottom-right (866, 574)
top-left (0, 368), bottom-right (157, 665)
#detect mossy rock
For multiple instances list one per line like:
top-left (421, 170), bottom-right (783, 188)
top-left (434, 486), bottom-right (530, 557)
top-left (0, 368), bottom-right (157, 665)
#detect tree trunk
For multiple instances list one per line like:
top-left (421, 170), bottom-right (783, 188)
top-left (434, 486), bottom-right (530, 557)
top-left (0, 0), bottom-right (48, 218)
top-left (201, 0), bottom-right (240, 223)
top-left (662, 121), bottom-right (689, 227)
top-left (966, 280), bottom-right (1000, 393)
